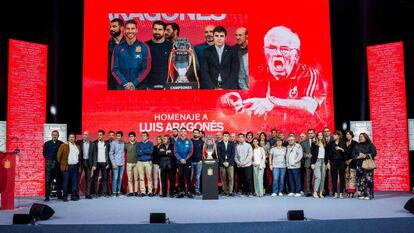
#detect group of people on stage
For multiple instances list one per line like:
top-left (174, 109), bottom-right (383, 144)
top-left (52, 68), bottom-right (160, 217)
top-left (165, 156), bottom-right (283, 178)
top-left (43, 127), bottom-right (377, 202)
top-left (108, 18), bottom-right (248, 90)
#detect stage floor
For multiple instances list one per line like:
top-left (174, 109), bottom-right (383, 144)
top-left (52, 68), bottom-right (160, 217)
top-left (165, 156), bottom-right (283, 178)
top-left (0, 191), bottom-right (413, 225)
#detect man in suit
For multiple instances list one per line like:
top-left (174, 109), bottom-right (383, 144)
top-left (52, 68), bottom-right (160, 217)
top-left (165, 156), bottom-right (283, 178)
top-left (159, 135), bottom-right (176, 197)
top-left (77, 131), bottom-right (97, 199)
top-left (201, 26), bottom-right (239, 89)
top-left (323, 127), bottom-right (334, 196)
top-left (92, 130), bottom-right (110, 197)
top-left (217, 131), bottom-right (236, 196)
top-left (300, 129), bottom-right (315, 196)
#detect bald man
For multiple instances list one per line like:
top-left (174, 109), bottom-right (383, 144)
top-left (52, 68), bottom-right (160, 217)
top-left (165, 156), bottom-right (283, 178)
top-left (194, 25), bottom-right (215, 65)
top-left (77, 131), bottom-right (97, 199)
top-left (235, 27), bottom-right (248, 89)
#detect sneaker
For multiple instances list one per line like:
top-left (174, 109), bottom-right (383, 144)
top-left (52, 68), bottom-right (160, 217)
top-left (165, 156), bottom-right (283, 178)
top-left (278, 192), bottom-right (284, 197)
top-left (294, 193), bottom-right (301, 197)
top-left (148, 193), bottom-right (154, 197)
top-left (358, 196), bottom-right (365, 200)
top-left (271, 193), bottom-right (277, 197)
top-left (169, 194), bottom-right (175, 198)
top-left (229, 193), bottom-right (235, 197)
top-left (313, 192), bottom-right (319, 199)
top-left (134, 192), bottom-right (139, 197)
top-left (339, 193), bottom-right (344, 199)
top-left (196, 192), bottom-right (202, 196)
top-left (187, 193), bottom-right (194, 198)
top-left (333, 193), bottom-right (338, 199)
top-left (288, 193), bottom-right (295, 197)
top-left (300, 191), bottom-right (305, 196)
top-left (364, 196), bottom-right (370, 200)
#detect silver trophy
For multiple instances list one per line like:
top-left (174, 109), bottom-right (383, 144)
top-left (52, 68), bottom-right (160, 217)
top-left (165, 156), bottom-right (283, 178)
top-left (170, 38), bottom-right (192, 83)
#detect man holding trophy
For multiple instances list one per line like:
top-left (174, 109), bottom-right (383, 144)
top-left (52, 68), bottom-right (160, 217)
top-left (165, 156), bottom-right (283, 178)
top-left (167, 37), bottom-right (200, 89)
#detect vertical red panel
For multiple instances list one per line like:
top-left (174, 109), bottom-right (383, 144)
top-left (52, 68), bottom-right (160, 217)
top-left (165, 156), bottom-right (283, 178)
top-left (367, 41), bottom-right (410, 191)
top-left (7, 39), bottom-right (48, 196)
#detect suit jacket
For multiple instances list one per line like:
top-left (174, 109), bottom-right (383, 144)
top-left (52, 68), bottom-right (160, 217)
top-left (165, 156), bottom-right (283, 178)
top-left (158, 143), bottom-right (176, 170)
top-left (93, 140), bottom-right (110, 165)
top-left (310, 142), bottom-right (328, 165)
top-left (77, 140), bottom-right (97, 168)
top-left (57, 143), bottom-right (81, 172)
top-left (300, 138), bottom-right (313, 168)
top-left (201, 44), bottom-right (239, 89)
top-left (217, 141), bottom-right (235, 167)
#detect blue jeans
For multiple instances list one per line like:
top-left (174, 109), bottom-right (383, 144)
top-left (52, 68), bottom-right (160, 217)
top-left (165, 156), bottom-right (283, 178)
top-left (112, 165), bottom-right (124, 193)
top-left (192, 161), bottom-right (202, 193)
top-left (288, 168), bottom-right (302, 193)
top-left (63, 165), bottom-right (78, 196)
top-left (272, 167), bottom-right (286, 193)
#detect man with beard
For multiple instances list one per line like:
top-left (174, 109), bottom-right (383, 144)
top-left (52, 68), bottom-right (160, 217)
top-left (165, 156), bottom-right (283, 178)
top-left (220, 26), bottom-right (328, 129)
top-left (165, 22), bottom-right (180, 45)
top-left (111, 19), bottom-right (151, 90)
top-left (171, 128), bottom-right (179, 143)
top-left (190, 129), bottom-right (204, 195)
top-left (43, 130), bottom-right (64, 201)
top-left (235, 27), bottom-right (249, 90)
top-left (144, 20), bottom-right (173, 89)
top-left (108, 18), bottom-right (125, 90)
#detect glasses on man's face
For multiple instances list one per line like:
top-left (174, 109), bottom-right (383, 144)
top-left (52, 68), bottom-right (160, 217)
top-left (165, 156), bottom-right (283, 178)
top-left (264, 45), bottom-right (294, 55)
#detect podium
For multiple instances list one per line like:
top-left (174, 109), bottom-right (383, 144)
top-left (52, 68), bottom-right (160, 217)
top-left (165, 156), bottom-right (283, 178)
top-left (202, 159), bottom-right (218, 200)
top-left (0, 150), bottom-right (18, 210)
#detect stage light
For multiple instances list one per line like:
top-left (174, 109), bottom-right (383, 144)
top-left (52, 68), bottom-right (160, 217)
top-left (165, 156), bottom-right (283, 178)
top-left (150, 213), bottom-right (167, 223)
top-left (287, 210), bottom-right (305, 221)
top-left (50, 105), bottom-right (57, 116)
top-left (342, 122), bottom-right (348, 130)
top-left (404, 198), bottom-right (414, 214)
top-left (29, 203), bottom-right (55, 221)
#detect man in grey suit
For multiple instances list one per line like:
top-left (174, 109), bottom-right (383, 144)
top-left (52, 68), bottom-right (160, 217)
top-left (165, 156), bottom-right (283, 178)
top-left (300, 129), bottom-right (315, 196)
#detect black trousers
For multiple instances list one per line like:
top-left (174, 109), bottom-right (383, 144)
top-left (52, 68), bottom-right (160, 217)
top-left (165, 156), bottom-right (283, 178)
top-left (78, 159), bottom-right (92, 196)
top-left (331, 159), bottom-right (345, 194)
top-left (234, 166), bottom-right (243, 193)
top-left (161, 165), bottom-right (176, 195)
top-left (45, 160), bottom-right (62, 197)
top-left (92, 162), bottom-right (108, 195)
top-left (239, 166), bottom-right (253, 194)
top-left (177, 162), bottom-right (192, 193)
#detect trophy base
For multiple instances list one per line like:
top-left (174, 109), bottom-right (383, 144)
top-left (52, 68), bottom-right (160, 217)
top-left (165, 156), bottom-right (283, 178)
top-left (165, 82), bottom-right (199, 90)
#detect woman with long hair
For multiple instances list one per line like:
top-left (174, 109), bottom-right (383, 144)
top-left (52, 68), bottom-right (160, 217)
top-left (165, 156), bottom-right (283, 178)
top-left (327, 130), bottom-right (346, 199)
top-left (259, 132), bottom-right (271, 194)
top-left (353, 133), bottom-right (377, 200)
top-left (310, 132), bottom-right (327, 198)
top-left (344, 130), bottom-right (358, 198)
top-left (252, 138), bottom-right (266, 197)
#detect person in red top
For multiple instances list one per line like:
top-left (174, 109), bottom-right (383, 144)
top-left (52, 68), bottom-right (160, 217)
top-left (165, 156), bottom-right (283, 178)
top-left (220, 26), bottom-right (328, 130)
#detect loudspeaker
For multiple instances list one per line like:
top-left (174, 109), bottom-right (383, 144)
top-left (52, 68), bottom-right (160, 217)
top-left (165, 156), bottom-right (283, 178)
top-left (287, 210), bottom-right (305, 221)
top-left (150, 213), bottom-right (166, 223)
top-left (29, 203), bottom-right (55, 220)
top-left (13, 214), bottom-right (34, 224)
top-left (404, 198), bottom-right (414, 214)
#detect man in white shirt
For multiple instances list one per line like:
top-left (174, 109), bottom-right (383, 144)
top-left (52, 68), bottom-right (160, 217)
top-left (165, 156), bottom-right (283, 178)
top-left (234, 133), bottom-right (253, 197)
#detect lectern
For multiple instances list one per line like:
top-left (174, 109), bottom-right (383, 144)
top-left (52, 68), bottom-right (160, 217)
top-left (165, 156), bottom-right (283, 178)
top-left (0, 150), bottom-right (18, 210)
top-left (202, 159), bottom-right (218, 200)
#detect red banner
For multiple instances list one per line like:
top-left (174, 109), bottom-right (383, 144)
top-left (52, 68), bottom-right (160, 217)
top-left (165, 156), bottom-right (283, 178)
top-left (367, 41), bottom-right (410, 191)
top-left (83, 0), bottom-right (334, 137)
top-left (7, 39), bottom-right (48, 196)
